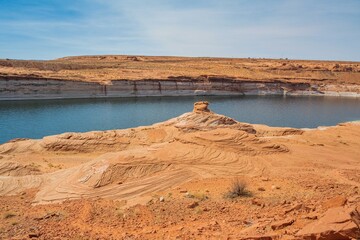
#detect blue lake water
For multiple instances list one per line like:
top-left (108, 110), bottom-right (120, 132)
top-left (0, 95), bottom-right (360, 144)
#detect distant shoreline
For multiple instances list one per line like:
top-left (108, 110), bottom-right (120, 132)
top-left (0, 78), bottom-right (359, 101)
top-left (1, 55), bottom-right (359, 100)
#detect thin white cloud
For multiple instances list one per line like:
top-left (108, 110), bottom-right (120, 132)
top-left (97, 0), bottom-right (322, 57)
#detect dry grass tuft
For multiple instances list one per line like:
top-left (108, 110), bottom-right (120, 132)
top-left (224, 178), bottom-right (251, 198)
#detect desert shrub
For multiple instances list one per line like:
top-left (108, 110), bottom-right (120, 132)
top-left (224, 178), bottom-right (251, 198)
top-left (192, 192), bottom-right (208, 201)
top-left (184, 192), bottom-right (208, 201)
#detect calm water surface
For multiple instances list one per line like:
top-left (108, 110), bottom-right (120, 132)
top-left (0, 95), bottom-right (360, 143)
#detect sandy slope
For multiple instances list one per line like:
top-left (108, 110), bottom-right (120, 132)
top-left (0, 102), bottom-right (359, 239)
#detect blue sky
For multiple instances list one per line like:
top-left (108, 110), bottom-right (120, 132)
top-left (0, 0), bottom-right (359, 60)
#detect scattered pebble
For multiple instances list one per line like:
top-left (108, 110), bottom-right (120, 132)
top-left (187, 201), bottom-right (199, 209)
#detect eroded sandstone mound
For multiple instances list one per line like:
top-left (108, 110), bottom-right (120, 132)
top-left (0, 102), bottom-right (296, 204)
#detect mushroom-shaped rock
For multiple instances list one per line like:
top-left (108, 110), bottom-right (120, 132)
top-left (193, 101), bottom-right (211, 113)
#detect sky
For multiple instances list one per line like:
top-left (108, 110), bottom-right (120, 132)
top-left (0, 0), bottom-right (359, 60)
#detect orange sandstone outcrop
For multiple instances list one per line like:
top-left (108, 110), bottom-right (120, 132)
top-left (193, 101), bottom-right (210, 113)
top-left (296, 205), bottom-right (360, 239)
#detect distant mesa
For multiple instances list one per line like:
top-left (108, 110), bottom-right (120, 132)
top-left (126, 56), bottom-right (142, 61)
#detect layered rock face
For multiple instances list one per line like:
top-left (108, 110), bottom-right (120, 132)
top-left (1, 78), bottom-right (359, 100)
top-left (1, 55), bottom-right (359, 100)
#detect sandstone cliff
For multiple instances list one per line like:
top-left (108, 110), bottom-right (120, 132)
top-left (0, 55), bottom-right (359, 99)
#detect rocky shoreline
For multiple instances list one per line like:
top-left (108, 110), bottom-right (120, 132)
top-left (1, 55), bottom-right (360, 100)
top-left (1, 78), bottom-right (359, 100)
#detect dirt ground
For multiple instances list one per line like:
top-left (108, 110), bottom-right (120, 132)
top-left (0, 176), bottom-right (359, 240)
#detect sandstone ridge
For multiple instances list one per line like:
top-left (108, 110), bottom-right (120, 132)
top-left (0, 103), bottom-right (300, 201)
